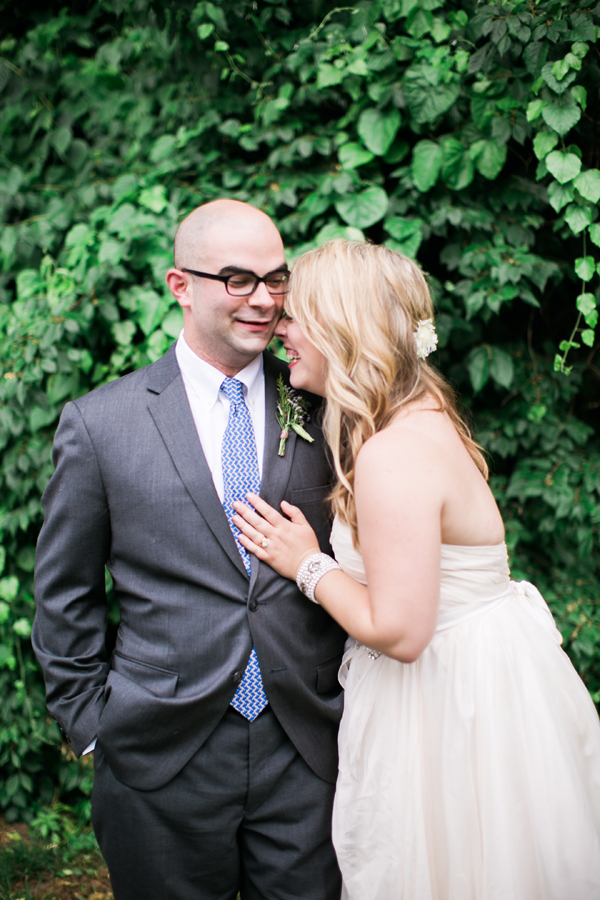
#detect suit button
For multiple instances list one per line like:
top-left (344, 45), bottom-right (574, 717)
top-left (249, 598), bottom-right (259, 612)
top-left (233, 671), bottom-right (242, 683)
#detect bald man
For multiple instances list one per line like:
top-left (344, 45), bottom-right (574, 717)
top-left (33, 201), bottom-right (345, 899)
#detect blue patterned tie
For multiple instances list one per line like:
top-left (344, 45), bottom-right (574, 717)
top-left (220, 377), bottom-right (268, 721)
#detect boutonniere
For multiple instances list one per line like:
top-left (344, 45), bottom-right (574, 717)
top-left (276, 374), bottom-right (314, 457)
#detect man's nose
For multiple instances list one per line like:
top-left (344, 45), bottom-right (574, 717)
top-left (247, 281), bottom-right (276, 309)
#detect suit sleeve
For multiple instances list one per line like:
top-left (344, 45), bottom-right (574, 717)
top-left (32, 401), bottom-right (111, 756)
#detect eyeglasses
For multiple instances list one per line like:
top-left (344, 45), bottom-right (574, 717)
top-left (181, 268), bottom-right (290, 297)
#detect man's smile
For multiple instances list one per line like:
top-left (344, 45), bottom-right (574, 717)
top-left (234, 318), bottom-right (274, 332)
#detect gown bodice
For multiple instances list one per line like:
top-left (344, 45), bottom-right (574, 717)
top-left (330, 516), bottom-right (555, 636)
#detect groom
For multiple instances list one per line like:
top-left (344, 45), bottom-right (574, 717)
top-left (33, 200), bottom-right (345, 899)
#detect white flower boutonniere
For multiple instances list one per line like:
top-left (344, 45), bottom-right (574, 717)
top-left (414, 318), bottom-right (438, 360)
top-left (276, 374), bottom-right (314, 457)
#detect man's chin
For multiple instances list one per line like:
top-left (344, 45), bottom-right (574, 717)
top-left (231, 334), bottom-right (274, 363)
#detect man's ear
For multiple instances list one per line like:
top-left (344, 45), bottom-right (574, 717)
top-left (166, 269), bottom-right (191, 308)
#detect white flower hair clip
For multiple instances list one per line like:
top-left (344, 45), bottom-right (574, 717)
top-left (414, 318), bottom-right (438, 360)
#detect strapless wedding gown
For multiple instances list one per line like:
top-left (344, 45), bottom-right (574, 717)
top-left (330, 516), bottom-right (600, 900)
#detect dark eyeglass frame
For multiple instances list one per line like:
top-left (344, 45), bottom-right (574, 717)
top-left (181, 267), bottom-right (290, 296)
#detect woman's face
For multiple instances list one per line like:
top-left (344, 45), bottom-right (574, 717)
top-left (274, 312), bottom-right (328, 397)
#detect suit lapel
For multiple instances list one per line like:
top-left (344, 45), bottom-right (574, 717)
top-left (260, 352), bottom-right (298, 509)
top-left (146, 347), bottom-right (248, 579)
top-left (247, 353), bottom-right (299, 590)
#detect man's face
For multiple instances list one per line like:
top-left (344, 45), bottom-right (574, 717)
top-left (179, 217), bottom-right (286, 375)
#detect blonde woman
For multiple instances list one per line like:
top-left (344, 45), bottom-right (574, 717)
top-left (233, 240), bottom-right (600, 899)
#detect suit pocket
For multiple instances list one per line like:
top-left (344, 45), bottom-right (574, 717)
top-left (289, 484), bottom-right (333, 505)
top-left (316, 656), bottom-right (343, 695)
top-left (111, 652), bottom-right (179, 698)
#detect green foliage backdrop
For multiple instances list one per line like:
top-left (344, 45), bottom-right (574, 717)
top-left (0, 0), bottom-right (599, 818)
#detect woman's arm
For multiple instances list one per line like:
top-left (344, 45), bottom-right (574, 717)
top-left (233, 425), bottom-right (444, 663)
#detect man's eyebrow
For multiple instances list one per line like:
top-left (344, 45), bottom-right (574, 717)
top-left (217, 265), bottom-right (289, 276)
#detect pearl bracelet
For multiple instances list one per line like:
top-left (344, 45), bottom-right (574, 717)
top-left (296, 553), bottom-right (341, 604)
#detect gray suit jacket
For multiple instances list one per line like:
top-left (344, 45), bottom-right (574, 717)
top-left (33, 346), bottom-right (346, 791)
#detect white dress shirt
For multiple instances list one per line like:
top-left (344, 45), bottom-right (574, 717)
top-left (175, 331), bottom-right (266, 498)
top-left (82, 334), bottom-right (267, 755)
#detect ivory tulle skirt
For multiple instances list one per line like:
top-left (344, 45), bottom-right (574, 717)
top-left (330, 520), bottom-right (600, 900)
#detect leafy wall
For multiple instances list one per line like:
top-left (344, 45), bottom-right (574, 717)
top-left (0, 0), bottom-right (599, 817)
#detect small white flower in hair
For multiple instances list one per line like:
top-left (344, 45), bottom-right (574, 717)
top-left (414, 318), bottom-right (438, 360)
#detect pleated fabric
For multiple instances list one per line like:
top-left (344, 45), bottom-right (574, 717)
top-left (331, 518), bottom-right (600, 900)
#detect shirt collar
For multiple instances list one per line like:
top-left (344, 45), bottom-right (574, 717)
top-left (175, 331), bottom-right (264, 411)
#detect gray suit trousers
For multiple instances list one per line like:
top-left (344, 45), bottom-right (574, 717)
top-left (92, 707), bottom-right (341, 900)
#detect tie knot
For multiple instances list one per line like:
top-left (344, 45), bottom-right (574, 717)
top-left (220, 377), bottom-right (245, 404)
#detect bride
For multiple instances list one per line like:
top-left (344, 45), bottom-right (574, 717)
top-left (232, 239), bottom-right (600, 899)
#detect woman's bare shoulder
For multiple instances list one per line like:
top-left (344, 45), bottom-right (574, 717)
top-left (360, 403), bottom-right (454, 459)
top-left (356, 406), bottom-right (452, 490)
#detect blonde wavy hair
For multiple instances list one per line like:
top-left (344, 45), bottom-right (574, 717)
top-left (286, 239), bottom-right (488, 546)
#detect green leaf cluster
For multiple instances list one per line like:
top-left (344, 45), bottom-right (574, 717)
top-left (0, 0), bottom-right (599, 814)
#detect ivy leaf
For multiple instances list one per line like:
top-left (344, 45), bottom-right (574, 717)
top-left (67, 139), bottom-right (89, 171)
top-left (49, 126), bottom-right (72, 157)
top-left (441, 139), bottom-right (474, 190)
top-left (411, 140), bottom-right (443, 192)
top-left (161, 307), bottom-right (184, 339)
top-left (47, 373), bottom-right (78, 405)
top-left (112, 320), bottom-right (137, 346)
top-left (526, 99), bottom-right (546, 122)
top-left (405, 77), bottom-right (460, 124)
top-left (547, 181), bottom-right (574, 213)
top-left (150, 135), bottom-right (177, 162)
top-left (551, 55), bottom-right (581, 81)
top-left (13, 618), bottom-right (31, 638)
top-left (139, 185), bottom-right (168, 213)
top-left (407, 8), bottom-right (435, 38)
top-left (98, 239), bottom-right (122, 266)
top-left (357, 108), bottom-right (401, 156)
top-left (384, 217), bottom-right (423, 241)
top-left (563, 204), bottom-right (592, 234)
top-left (581, 329), bottom-right (595, 347)
top-left (0, 576), bottom-right (19, 602)
top-left (316, 64), bottom-right (344, 89)
top-left (588, 224), bottom-right (600, 248)
top-left (468, 347), bottom-right (489, 393)
top-left (335, 187), bottom-right (389, 228)
top-left (490, 348), bottom-right (514, 389)
top-left (573, 169), bottom-right (600, 204)
top-left (384, 141), bottom-right (409, 164)
top-left (316, 223), bottom-right (364, 244)
top-left (585, 311), bottom-right (599, 329)
top-left (576, 293), bottom-right (597, 316)
top-left (384, 218), bottom-right (423, 257)
top-left (574, 257), bottom-right (595, 282)
top-left (541, 62), bottom-right (577, 94)
top-left (545, 150), bottom-right (581, 184)
top-left (533, 132), bottom-right (559, 160)
top-left (523, 41), bottom-right (548, 77)
top-left (338, 142), bottom-right (375, 169)
top-left (469, 139), bottom-right (507, 179)
top-left (29, 407), bottom-right (58, 433)
top-left (541, 99), bottom-right (581, 136)
top-left (571, 85), bottom-right (587, 110)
